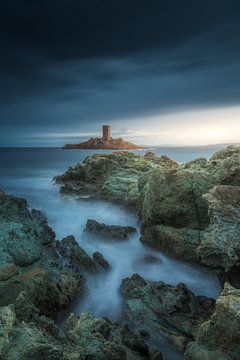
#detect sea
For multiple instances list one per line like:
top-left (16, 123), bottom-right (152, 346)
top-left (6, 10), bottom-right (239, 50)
top-left (0, 146), bottom-right (224, 360)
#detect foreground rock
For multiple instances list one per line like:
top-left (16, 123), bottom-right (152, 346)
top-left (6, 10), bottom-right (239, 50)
top-left (0, 190), bottom-right (163, 359)
top-left (0, 292), bottom-right (159, 360)
top-left (185, 283), bottom-right (240, 360)
top-left (55, 151), bottom-right (179, 208)
top-left (197, 185), bottom-right (240, 286)
top-left (139, 146), bottom-right (240, 284)
top-left (0, 190), bottom-right (108, 315)
top-left (85, 219), bottom-right (137, 241)
top-left (63, 136), bottom-right (142, 150)
top-left (121, 274), bottom-right (214, 356)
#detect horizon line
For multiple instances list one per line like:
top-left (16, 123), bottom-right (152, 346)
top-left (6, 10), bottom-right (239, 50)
top-left (0, 142), bottom-right (239, 149)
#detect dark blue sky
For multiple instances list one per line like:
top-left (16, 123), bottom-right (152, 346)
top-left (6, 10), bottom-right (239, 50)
top-left (1, 0), bottom-right (240, 146)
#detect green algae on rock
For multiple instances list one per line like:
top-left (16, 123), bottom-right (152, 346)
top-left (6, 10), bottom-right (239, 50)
top-left (184, 283), bottom-right (240, 360)
top-left (55, 151), bottom-right (178, 208)
top-left (196, 185), bottom-right (240, 288)
top-left (0, 190), bottom-right (109, 315)
top-left (0, 291), bottom-right (161, 360)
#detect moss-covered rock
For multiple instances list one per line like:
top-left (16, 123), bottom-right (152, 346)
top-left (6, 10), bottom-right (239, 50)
top-left (140, 147), bottom-right (240, 281)
top-left (0, 191), bottom-right (109, 316)
top-left (184, 283), bottom-right (240, 360)
top-left (0, 292), bottom-right (157, 360)
top-left (55, 151), bottom-right (178, 208)
top-left (197, 185), bottom-right (240, 281)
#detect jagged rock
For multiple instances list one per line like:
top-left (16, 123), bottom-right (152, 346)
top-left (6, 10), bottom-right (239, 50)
top-left (93, 251), bottom-right (110, 270)
top-left (55, 151), bottom-right (178, 208)
top-left (0, 192), bottom-right (109, 316)
top-left (85, 219), bottom-right (137, 241)
top-left (140, 168), bottom-right (214, 230)
top-left (65, 312), bottom-right (152, 360)
top-left (140, 147), bottom-right (240, 278)
top-left (120, 274), bottom-right (215, 355)
top-left (184, 283), bottom-right (240, 360)
top-left (0, 294), bottom-right (65, 360)
top-left (0, 292), bottom-right (156, 360)
top-left (56, 235), bottom-right (110, 274)
top-left (196, 185), bottom-right (240, 285)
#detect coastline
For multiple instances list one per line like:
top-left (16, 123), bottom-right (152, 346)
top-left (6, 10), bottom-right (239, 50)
top-left (0, 145), bottom-right (239, 359)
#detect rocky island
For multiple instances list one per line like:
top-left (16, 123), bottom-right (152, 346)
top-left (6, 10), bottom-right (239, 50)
top-left (63, 125), bottom-right (142, 150)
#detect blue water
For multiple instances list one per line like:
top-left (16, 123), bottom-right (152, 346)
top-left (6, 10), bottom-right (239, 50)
top-left (0, 146), bottom-right (223, 360)
top-left (0, 147), bottom-right (221, 344)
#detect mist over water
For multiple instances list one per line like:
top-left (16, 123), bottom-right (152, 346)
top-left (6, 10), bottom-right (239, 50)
top-left (0, 148), bottom-right (221, 323)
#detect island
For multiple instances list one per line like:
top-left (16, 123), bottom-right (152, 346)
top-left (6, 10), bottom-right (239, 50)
top-left (63, 125), bottom-right (142, 150)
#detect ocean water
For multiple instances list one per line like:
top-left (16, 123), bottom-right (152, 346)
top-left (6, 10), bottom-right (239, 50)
top-left (0, 147), bottom-right (222, 359)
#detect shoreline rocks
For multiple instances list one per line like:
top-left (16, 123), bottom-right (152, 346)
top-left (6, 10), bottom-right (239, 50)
top-left (0, 190), bottom-right (109, 316)
top-left (0, 291), bottom-right (158, 360)
top-left (85, 219), bottom-right (137, 241)
top-left (120, 274), bottom-right (215, 357)
top-left (1, 145), bottom-right (239, 359)
top-left (55, 146), bottom-right (240, 286)
top-left (185, 283), bottom-right (240, 360)
top-left (55, 151), bottom-right (179, 208)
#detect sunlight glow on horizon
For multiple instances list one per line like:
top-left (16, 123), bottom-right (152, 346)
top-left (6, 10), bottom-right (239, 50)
top-left (17, 105), bottom-right (240, 147)
top-left (121, 106), bottom-right (240, 146)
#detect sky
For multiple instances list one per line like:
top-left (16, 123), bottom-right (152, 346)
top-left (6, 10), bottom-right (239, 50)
top-left (0, 0), bottom-right (240, 146)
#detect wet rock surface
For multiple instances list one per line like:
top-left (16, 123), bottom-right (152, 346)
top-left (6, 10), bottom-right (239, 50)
top-left (0, 190), bottom-right (108, 316)
top-left (120, 274), bottom-right (215, 355)
top-left (85, 219), bottom-right (137, 241)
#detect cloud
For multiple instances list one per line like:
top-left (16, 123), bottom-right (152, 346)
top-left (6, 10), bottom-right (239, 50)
top-left (0, 1), bottom-right (240, 145)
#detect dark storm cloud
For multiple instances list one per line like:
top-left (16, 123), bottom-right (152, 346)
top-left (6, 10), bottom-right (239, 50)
top-left (0, 0), bottom-right (240, 145)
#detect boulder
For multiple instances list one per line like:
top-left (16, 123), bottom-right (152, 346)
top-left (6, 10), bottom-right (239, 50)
top-left (197, 185), bottom-right (240, 285)
top-left (120, 274), bottom-right (214, 355)
top-left (85, 219), bottom-right (137, 241)
top-left (140, 146), bottom-right (240, 278)
top-left (56, 235), bottom-right (110, 274)
top-left (140, 168), bottom-right (214, 230)
top-left (140, 225), bottom-right (203, 263)
top-left (55, 151), bottom-right (179, 208)
top-left (184, 283), bottom-right (240, 360)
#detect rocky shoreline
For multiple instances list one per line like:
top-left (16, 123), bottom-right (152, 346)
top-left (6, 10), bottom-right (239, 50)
top-left (55, 146), bottom-right (240, 287)
top-left (0, 146), bottom-right (239, 359)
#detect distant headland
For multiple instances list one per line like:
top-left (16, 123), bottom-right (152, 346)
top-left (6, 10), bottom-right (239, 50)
top-left (63, 125), bottom-right (142, 150)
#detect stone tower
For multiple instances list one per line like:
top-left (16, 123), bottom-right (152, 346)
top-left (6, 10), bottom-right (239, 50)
top-left (102, 125), bottom-right (111, 143)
